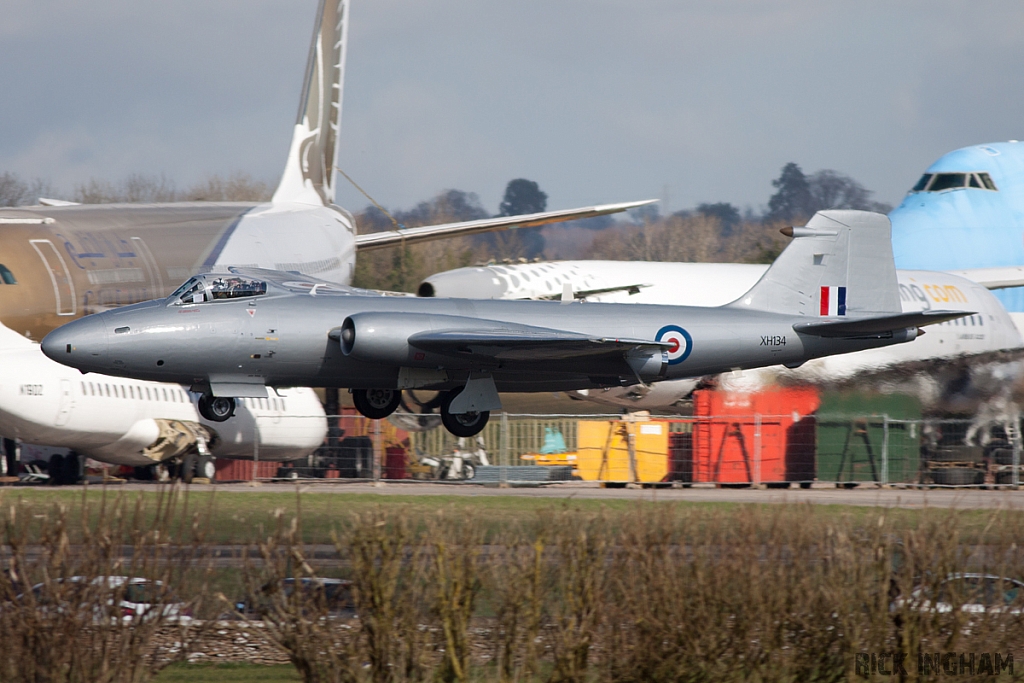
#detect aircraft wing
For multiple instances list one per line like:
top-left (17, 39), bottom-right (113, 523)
top-left (947, 267), bottom-right (1024, 290)
top-left (793, 310), bottom-right (971, 338)
top-left (408, 327), bottom-right (670, 362)
top-left (354, 200), bottom-right (656, 252)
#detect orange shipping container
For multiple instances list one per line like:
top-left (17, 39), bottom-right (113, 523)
top-left (691, 387), bottom-right (819, 484)
top-left (576, 420), bottom-right (671, 483)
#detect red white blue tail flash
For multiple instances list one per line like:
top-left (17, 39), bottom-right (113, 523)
top-left (819, 286), bottom-right (847, 316)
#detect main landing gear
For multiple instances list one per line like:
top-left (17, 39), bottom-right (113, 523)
top-left (352, 389), bottom-right (402, 419)
top-left (48, 452), bottom-right (83, 486)
top-left (180, 450), bottom-right (216, 484)
top-left (351, 387), bottom-right (491, 438)
top-left (440, 387), bottom-right (490, 438)
top-left (198, 395), bottom-right (235, 422)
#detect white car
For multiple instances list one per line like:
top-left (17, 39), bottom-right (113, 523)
top-left (899, 573), bottom-right (1024, 615)
top-left (23, 576), bottom-right (192, 624)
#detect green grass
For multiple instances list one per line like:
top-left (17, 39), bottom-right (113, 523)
top-left (155, 662), bottom-right (300, 682)
top-left (0, 487), bottom-right (1018, 544)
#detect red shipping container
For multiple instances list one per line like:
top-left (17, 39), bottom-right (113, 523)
top-left (384, 446), bottom-right (408, 479)
top-left (214, 459), bottom-right (284, 481)
top-left (692, 387), bottom-right (819, 484)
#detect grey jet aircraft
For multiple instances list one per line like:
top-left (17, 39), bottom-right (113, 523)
top-left (42, 211), bottom-right (968, 437)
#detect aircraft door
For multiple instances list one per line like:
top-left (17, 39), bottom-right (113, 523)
top-left (55, 379), bottom-right (73, 426)
top-left (131, 237), bottom-right (165, 298)
top-left (30, 240), bottom-right (76, 316)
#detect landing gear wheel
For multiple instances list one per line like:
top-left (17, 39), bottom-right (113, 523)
top-left (48, 453), bottom-right (65, 486)
top-left (133, 465), bottom-right (155, 481)
top-left (181, 451), bottom-right (196, 484)
top-left (440, 389), bottom-right (490, 438)
top-left (196, 454), bottom-right (216, 480)
top-left (352, 389), bottom-right (402, 419)
top-left (62, 453), bottom-right (82, 485)
top-left (199, 395), bottom-right (235, 422)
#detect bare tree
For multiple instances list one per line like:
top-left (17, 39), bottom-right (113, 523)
top-left (0, 172), bottom-right (54, 207)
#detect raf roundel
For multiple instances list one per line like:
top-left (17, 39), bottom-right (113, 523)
top-left (655, 325), bottom-right (693, 365)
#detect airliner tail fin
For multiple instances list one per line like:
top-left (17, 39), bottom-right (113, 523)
top-left (272, 0), bottom-right (349, 206)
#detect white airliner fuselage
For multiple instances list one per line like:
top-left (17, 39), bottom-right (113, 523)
top-left (0, 324), bottom-right (326, 467)
top-left (420, 260), bottom-right (1023, 409)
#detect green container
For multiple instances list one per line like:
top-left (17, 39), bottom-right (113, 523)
top-left (815, 392), bottom-right (922, 484)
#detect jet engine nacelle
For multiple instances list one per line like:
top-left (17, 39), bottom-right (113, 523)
top-left (339, 312), bottom-right (486, 367)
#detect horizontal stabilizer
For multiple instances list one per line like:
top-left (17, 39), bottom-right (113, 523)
top-left (409, 325), bottom-right (669, 362)
top-left (793, 310), bottom-right (972, 338)
top-left (354, 200), bottom-right (657, 251)
top-left (948, 267), bottom-right (1024, 290)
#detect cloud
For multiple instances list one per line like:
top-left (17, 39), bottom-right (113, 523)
top-left (2, 0), bottom-right (1024, 213)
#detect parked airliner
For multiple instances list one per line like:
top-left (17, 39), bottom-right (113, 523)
top-left (0, 322), bottom-right (326, 483)
top-left (890, 141), bottom-right (1024, 319)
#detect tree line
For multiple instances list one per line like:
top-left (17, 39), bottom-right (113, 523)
top-left (0, 164), bottom-right (892, 293)
top-left (0, 171), bottom-right (272, 205)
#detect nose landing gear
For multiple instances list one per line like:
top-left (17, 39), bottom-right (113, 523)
top-left (198, 395), bottom-right (236, 422)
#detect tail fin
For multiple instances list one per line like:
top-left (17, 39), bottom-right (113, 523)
top-left (271, 0), bottom-right (350, 206)
top-left (730, 210), bottom-right (901, 317)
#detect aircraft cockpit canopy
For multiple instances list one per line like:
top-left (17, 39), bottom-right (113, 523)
top-left (170, 275), bottom-right (268, 305)
top-left (911, 172), bottom-right (998, 193)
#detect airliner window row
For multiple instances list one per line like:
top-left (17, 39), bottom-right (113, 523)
top-left (911, 172), bottom-right (998, 193)
top-left (79, 382), bottom-right (189, 403)
top-left (240, 397), bottom-right (286, 412)
top-left (76, 382), bottom-right (288, 411)
top-left (938, 315), bottom-right (985, 327)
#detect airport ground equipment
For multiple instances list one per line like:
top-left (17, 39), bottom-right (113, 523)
top-left (43, 211), bottom-right (969, 437)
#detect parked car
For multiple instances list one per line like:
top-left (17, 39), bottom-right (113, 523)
top-left (21, 576), bottom-right (191, 624)
top-left (895, 573), bottom-right (1024, 615)
top-left (235, 577), bottom-right (354, 618)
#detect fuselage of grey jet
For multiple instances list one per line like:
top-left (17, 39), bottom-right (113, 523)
top-left (41, 277), bottom-right (919, 395)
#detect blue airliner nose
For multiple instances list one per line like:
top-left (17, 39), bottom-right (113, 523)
top-left (41, 314), bottom-right (109, 371)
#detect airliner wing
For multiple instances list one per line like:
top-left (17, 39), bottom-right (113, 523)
top-left (409, 327), bottom-right (669, 361)
top-left (793, 310), bottom-right (971, 338)
top-left (947, 267), bottom-right (1024, 290)
top-left (354, 200), bottom-right (656, 252)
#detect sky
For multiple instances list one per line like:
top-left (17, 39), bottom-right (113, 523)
top-left (2, 1), bottom-right (1023, 215)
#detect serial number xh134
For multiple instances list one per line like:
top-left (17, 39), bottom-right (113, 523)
top-left (42, 211), bottom-right (967, 437)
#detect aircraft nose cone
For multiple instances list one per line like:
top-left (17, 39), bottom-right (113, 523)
top-left (41, 314), bottom-right (109, 370)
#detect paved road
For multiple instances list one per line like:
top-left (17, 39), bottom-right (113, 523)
top-left (92, 480), bottom-right (1024, 510)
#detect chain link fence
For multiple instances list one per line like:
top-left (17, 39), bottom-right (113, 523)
top-left (218, 411), bottom-right (1022, 488)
